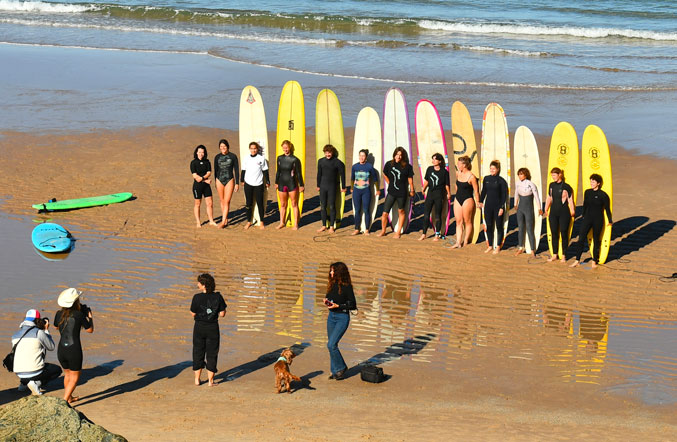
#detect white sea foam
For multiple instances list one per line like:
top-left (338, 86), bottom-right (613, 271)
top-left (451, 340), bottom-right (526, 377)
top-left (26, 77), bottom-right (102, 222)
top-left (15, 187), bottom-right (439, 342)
top-left (418, 20), bottom-right (677, 42)
top-left (0, 0), bottom-right (93, 13)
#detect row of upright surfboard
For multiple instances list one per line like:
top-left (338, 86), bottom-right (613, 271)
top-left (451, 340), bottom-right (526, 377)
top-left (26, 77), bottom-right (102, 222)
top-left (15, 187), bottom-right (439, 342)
top-left (239, 82), bottom-right (612, 263)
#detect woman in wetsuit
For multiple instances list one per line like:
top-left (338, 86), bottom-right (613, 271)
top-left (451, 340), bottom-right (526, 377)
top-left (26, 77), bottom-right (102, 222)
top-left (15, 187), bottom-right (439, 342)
top-left (451, 155), bottom-right (479, 248)
top-left (378, 147), bottom-right (415, 238)
top-left (55, 288), bottom-right (93, 404)
top-left (419, 153), bottom-right (451, 241)
top-left (190, 145), bottom-right (217, 228)
top-left (351, 149), bottom-right (380, 236)
top-left (544, 167), bottom-right (575, 263)
top-left (514, 167), bottom-right (543, 256)
top-left (570, 173), bottom-right (613, 268)
top-left (316, 144), bottom-right (347, 233)
top-left (213, 139), bottom-right (239, 228)
top-left (241, 142), bottom-right (270, 230)
top-left (190, 273), bottom-right (226, 387)
top-left (275, 140), bottom-right (304, 230)
top-left (479, 160), bottom-right (509, 254)
top-left (324, 262), bottom-right (357, 381)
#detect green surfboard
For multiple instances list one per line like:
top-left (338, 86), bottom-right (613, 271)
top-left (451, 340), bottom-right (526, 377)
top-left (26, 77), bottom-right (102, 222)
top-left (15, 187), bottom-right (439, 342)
top-left (32, 192), bottom-right (133, 211)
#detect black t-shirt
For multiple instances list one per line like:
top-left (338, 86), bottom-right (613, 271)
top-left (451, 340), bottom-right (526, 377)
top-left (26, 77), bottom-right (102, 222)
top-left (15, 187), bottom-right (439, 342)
top-left (190, 292), bottom-right (227, 323)
top-left (424, 166), bottom-right (450, 193)
top-left (326, 284), bottom-right (357, 314)
top-left (190, 158), bottom-right (211, 181)
top-left (55, 309), bottom-right (92, 349)
top-left (383, 161), bottom-right (414, 197)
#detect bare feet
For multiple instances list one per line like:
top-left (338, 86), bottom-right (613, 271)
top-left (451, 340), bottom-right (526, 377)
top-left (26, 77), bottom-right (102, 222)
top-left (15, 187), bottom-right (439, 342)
top-left (484, 246), bottom-right (493, 254)
top-left (292, 226), bottom-right (299, 231)
top-left (244, 222), bottom-right (251, 230)
top-left (529, 252), bottom-right (535, 257)
top-left (570, 260), bottom-right (580, 267)
top-left (364, 232), bottom-right (370, 236)
top-left (196, 223), bottom-right (202, 228)
top-left (208, 382), bottom-right (217, 387)
top-left (591, 261), bottom-right (598, 268)
top-left (208, 221), bottom-right (218, 227)
top-left (547, 255), bottom-right (558, 262)
top-left (377, 230), bottom-right (386, 237)
top-left (317, 226), bottom-right (327, 233)
top-left (433, 235), bottom-right (440, 242)
top-left (352, 230), bottom-right (360, 236)
top-left (450, 242), bottom-right (462, 249)
top-left (560, 257), bottom-right (567, 264)
top-left (329, 227), bottom-right (335, 234)
top-left (514, 248), bottom-right (524, 256)
top-left (276, 222), bottom-right (285, 230)
top-left (393, 232), bottom-right (401, 239)
top-left (492, 247), bottom-right (500, 255)
top-left (418, 233), bottom-right (426, 241)
top-left (67, 396), bottom-right (80, 404)
top-left (259, 224), bottom-right (265, 230)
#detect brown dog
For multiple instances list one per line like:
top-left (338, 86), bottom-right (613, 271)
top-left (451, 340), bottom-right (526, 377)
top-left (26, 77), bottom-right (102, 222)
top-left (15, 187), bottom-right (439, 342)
top-left (274, 348), bottom-right (301, 393)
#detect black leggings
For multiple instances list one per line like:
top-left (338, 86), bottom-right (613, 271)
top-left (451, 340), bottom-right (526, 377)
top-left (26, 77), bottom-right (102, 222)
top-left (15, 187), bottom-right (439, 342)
top-left (19, 363), bottom-right (62, 386)
top-left (484, 203), bottom-right (504, 247)
top-left (320, 185), bottom-right (337, 226)
top-left (574, 216), bottom-right (604, 263)
top-left (423, 190), bottom-right (445, 235)
top-left (244, 183), bottom-right (265, 223)
top-left (549, 210), bottom-right (572, 256)
top-left (192, 321), bottom-right (220, 373)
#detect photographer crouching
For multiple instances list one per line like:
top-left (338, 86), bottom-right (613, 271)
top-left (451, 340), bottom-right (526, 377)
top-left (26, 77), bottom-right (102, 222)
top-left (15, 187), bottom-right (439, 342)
top-left (11, 309), bottom-right (62, 395)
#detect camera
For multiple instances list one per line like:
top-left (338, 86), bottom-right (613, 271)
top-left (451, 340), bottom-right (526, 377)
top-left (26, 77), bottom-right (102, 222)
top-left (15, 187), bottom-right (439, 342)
top-left (81, 304), bottom-right (91, 316)
top-left (324, 299), bottom-right (333, 306)
top-left (34, 317), bottom-right (48, 330)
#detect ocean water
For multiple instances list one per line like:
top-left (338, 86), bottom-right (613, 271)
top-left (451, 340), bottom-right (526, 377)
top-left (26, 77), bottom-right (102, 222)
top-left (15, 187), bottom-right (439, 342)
top-left (0, 0), bottom-right (676, 156)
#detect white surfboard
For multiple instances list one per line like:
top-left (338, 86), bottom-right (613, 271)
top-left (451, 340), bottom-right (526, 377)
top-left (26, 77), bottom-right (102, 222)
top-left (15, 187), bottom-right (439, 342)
top-left (239, 85), bottom-right (268, 225)
top-left (383, 87), bottom-right (412, 234)
top-left (513, 126), bottom-right (542, 253)
top-left (352, 107), bottom-right (382, 233)
top-left (481, 103), bottom-right (511, 248)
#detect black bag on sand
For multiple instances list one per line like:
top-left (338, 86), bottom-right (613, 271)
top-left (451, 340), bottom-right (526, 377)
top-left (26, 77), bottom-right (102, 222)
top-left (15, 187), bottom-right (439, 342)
top-left (360, 365), bottom-right (386, 383)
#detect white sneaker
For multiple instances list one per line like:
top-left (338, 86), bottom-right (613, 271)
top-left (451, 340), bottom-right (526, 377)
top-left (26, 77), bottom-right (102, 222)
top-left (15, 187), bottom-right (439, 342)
top-left (17, 383), bottom-right (27, 392)
top-left (27, 380), bottom-right (42, 395)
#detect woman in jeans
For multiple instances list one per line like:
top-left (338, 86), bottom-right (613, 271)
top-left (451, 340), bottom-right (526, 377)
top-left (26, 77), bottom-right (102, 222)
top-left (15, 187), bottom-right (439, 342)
top-left (324, 262), bottom-right (357, 380)
top-left (190, 273), bottom-right (227, 386)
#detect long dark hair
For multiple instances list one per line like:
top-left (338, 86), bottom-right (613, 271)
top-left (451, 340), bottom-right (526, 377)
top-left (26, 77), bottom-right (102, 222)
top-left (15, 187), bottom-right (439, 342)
top-left (57, 299), bottom-right (81, 329)
top-left (391, 146), bottom-right (409, 167)
top-left (194, 145), bottom-right (207, 160)
top-left (327, 262), bottom-right (352, 294)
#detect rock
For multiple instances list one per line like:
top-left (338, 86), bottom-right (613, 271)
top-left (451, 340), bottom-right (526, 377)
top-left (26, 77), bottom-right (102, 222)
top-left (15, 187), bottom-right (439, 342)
top-left (0, 396), bottom-right (126, 441)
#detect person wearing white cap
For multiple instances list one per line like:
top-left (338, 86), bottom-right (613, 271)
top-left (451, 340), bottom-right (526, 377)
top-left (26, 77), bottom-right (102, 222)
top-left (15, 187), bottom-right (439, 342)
top-left (55, 288), bottom-right (93, 404)
top-left (11, 309), bottom-right (62, 395)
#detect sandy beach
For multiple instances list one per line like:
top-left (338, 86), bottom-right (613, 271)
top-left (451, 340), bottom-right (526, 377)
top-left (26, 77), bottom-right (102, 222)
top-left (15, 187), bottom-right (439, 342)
top-left (0, 123), bottom-right (675, 440)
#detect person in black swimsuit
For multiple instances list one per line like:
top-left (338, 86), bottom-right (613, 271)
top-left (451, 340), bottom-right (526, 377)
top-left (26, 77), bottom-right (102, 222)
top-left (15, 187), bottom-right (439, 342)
top-left (378, 147), bottom-right (415, 238)
top-left (451, 155), bottom-right (480, 248)
top-left (275, 140), bottom-right (304, 230)
top-left (544, 167), bottom-right (576, 263)
top-left (191, 145), bottom-right (217, 228)
top-left (55, 288), bottom-right (93, 404)
top-left (213, 139), bottom-right (239, 228)
top-left (570, 173), bottom-right (613, 268)
top-left (316, 144), bottom-right (347, 233)
top-left (419, 153), bottom-right (451, 241)
top-left (478, 160), bottom-right (509, 254)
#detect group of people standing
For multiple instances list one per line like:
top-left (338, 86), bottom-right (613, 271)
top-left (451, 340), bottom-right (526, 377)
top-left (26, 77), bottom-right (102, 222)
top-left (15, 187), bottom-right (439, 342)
top-left (10, 288), bottom-right (93, 402)
top-left (191, 139), bottom-right (612, 266)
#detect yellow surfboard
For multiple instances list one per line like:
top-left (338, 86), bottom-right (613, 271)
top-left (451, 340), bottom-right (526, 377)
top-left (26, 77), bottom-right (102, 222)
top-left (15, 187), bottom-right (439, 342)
top-left (239, 85), bottom-right (268, 226)
top-left (546, 122), bottom-right (579, 256)
top-left (582, 125), bottom-right (613, 264)
top-left (451, 101), bottom-right (481, 243)
top-left (276, 81), bottom-right (306, 227)
top-left (315, 89), bottom-right (345, 229)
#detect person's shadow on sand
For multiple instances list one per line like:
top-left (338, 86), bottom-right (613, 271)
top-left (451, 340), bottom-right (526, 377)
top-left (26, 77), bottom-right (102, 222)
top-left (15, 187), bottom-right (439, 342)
top-left (216, 343), bottom-right (310, 383)
top-left (75, 361), bottom-right (192, 406)
top-left (341, 333), bottom-right (436, 382)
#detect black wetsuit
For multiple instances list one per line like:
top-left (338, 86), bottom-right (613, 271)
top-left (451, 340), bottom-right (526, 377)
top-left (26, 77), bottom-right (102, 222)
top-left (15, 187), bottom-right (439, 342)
top-left (54, 309), bottom-right (92, 371)
top-left (423, 166), bottom-right (450, 236)
top-left (214, 152), bottom-right (240, 186)
top-left (480, 174), bottom-right (508, 247)
top-left (455, 179), bottom-right (474, 205)
top-left (190, 158), bottom-right (212, 199)
top-left (275, 154), bottom-right (304, 192)
top-left (190, 291), bottom-right (227, 373)
top-left (317, 156), bottom-right (346, 227)
top-left (548, 180), bottom-right (575, 256)
top-left (383, 161), bottom-right (414, 212)
top-left (573, 188), bottom-right (612, 263)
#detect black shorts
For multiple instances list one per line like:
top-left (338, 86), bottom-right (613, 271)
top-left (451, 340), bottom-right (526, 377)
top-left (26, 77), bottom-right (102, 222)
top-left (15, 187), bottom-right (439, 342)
top-left (383, 193), bottom-right (407, 213)
top-left (193, 181), bottom-right (212, 199)
top-left (58, 344), bottom-right (83, 371)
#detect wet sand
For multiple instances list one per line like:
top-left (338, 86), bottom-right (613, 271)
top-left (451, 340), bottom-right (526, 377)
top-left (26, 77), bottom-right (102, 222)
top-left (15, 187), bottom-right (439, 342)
top-left (0, 126), bottom-right (676, 440)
